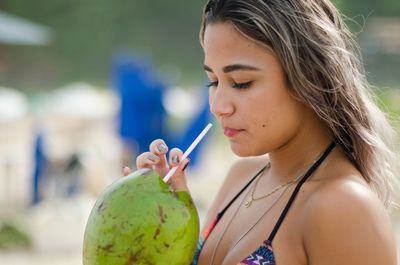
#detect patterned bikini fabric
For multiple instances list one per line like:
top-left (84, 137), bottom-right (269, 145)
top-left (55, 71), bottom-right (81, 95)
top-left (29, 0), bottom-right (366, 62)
top-left (239, 240), bottom-right (275, 265)
top-left (191, 217), bottom-right (276, 265)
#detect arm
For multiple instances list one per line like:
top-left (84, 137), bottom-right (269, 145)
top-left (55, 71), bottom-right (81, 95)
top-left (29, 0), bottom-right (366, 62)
top-left (304, 179), bottom-right (397, 265)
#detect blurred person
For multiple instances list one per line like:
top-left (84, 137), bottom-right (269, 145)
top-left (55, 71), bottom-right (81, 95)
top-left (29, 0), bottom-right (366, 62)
top-left (127, 0), bottom-right (399, 264)
top-left (113, 54), bottom-right (167, 166)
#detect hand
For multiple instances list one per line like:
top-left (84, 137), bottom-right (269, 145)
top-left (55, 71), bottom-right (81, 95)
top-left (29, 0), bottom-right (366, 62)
top-left (123, 139), bottom-right (190, 192)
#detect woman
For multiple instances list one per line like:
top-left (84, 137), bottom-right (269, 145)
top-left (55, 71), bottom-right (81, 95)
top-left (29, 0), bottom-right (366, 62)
top-left (128, 0), bottom-right (399, 264)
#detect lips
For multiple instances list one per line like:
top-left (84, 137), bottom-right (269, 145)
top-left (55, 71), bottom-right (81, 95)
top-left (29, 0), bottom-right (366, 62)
top-left (223, 127), bottom-right (243, 137)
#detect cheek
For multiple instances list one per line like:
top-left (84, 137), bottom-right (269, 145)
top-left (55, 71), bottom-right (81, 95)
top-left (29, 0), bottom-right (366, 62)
top-left (208, 86), bottom-right (214, 96)
top-left (253, 94), bottom-right (304, 139)
top-left (208, 88), bottom-right (215, 112)
top-left (246, 96), bottom-right (273, 127)
top-left (270, 100), bottom-right (306, 138)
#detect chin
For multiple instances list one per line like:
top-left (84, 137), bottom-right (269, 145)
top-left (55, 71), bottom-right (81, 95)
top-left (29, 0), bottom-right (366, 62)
top-left (230, 142), bottom-right (268, 157)
top-left (230, 143), bottom-right (255, 157)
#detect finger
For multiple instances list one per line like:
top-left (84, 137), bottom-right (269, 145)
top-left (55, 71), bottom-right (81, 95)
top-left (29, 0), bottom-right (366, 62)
top-left (167, 158), bottom-right (190, 192)
top-left (149, 139), bottom-right (169, 173)
top-left (123, 166), bottom-right (132, 177)
top-left (169, 148), bottom-right (183, 167)
top-left (136, 151), bottom-right (160, 169)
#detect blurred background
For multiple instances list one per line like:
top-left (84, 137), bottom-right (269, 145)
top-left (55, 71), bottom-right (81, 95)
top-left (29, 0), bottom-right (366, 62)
top-left (0, 0), bottom-right (399, 264)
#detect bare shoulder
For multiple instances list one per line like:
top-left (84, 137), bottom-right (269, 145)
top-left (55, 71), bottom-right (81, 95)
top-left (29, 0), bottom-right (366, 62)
top-left (303, 175), bottom-right (397, 265)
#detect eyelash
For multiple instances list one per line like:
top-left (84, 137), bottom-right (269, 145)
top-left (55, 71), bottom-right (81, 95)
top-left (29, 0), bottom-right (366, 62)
top-left (233, 81), bottom-right (253, 89)
top-left (206, 81), bottom-right (218, 88)
top-left (206, 81), bottom-right (253, 89)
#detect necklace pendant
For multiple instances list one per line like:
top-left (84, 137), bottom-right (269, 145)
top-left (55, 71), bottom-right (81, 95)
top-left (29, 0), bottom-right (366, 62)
top-left (245, 198), bottom-right (252, 208)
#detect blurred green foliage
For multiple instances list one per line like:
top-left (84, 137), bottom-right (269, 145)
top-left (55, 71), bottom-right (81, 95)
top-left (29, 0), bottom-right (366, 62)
top-left (336, 0), bottom-right (400, 17)
top-left (335, 0), bottom-right (400, 88)
top-left (1, 0), bottom-right (205, 90)
top-left (375, 89), bottom-right (400, 130)
top-left (0, 222), bottom-right (32, 250)
top-left (0, 0), bottom-right (399, 91)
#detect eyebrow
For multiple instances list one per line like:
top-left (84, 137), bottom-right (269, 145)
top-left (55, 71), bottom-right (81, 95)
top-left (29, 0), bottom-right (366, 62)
top-left (203, 64), bottom-right (261, 73)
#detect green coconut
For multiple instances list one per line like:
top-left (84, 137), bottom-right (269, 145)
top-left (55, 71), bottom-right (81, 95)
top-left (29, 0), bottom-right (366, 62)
top-left (83, 169), bottom-right (199, 265)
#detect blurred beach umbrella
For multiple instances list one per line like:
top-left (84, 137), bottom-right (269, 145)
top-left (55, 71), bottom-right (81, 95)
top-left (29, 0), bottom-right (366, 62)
top-left (47, 82), bottom-right (116, 120)
top-left (0, 86), bottom-right (29, 122)
top-left (0, 11), bottom-right (53, 46)
top-left (163, 87), bottom-right (202, 119)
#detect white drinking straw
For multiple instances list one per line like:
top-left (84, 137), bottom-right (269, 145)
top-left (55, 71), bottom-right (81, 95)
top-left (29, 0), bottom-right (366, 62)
top-left (163, 123), bottom-right (213, 183)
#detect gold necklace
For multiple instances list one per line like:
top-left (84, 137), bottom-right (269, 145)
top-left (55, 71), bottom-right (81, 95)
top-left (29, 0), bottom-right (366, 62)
top-left (230, 184), bottom-right (291, 252)
top-left (210, 145), bottom-right (334, 264)
top-left (244, 162), bottom-right (304, 208)
top-left (210, 175), bottom-right (289, 265)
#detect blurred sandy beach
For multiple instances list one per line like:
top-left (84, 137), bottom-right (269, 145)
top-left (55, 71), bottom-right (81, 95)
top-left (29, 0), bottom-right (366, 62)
top-left (0, 136), bottom-right (399, 264)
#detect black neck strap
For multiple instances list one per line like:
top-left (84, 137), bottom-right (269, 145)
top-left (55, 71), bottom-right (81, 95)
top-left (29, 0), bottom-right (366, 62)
top-left (217, 165), bottom-right (268, 219)
top-left (267, 141), bottom-right (336, 242)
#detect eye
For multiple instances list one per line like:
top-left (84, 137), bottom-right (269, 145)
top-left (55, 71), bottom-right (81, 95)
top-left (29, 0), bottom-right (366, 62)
top-left (232, 81), bottom-right (253, 89)
top-left (206, 80), bottom-right (218, 88)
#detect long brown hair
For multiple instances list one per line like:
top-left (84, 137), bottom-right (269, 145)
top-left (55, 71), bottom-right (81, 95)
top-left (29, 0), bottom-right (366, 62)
top-left (200, 0), bottom-right (399, 206)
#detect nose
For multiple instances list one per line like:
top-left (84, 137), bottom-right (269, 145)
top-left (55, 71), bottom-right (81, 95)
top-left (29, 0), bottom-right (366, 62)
top-left (209, 86), bottom-right (234, 117)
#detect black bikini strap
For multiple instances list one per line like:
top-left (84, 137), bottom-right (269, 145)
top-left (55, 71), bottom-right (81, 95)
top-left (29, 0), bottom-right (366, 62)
top-left (217, 165), bottom-right (268, 219)
top-left (267, 141), bottom-right (336, 242)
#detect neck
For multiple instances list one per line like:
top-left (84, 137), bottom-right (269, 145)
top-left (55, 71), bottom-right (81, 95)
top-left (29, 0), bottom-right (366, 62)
top-left (268, 115), bottom-right (334, 181)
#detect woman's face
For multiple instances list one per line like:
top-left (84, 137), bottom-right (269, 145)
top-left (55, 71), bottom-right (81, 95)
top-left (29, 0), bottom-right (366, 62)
top-left (203, 22), bottom-right (310, 156)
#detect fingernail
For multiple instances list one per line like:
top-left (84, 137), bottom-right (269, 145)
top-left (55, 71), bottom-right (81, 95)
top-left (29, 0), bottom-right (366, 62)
top-left (148, 154), bottom-right (159, 162)
top-left (157, 143), bottom-right (167, 153)
top-left (172, 156), bottom-right (180, 164)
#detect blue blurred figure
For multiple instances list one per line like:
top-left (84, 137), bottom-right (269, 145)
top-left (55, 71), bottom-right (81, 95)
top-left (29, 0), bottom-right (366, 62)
top-left (171, 88), bottom-right (211, 168)
top-left (113, 53), bottom-right (212, 168)
top-left (31, 131), bottom-right (47, 205)
top-left (112, 54), bottom-right (167, 165)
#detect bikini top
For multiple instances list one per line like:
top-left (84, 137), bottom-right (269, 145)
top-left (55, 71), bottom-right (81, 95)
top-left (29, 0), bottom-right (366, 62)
top-left (191, 142), bottom-right (336, 265)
